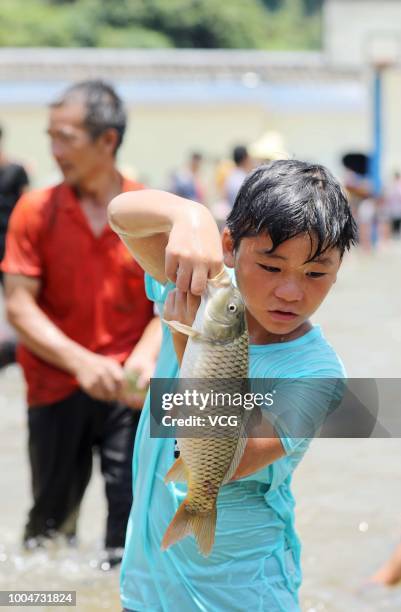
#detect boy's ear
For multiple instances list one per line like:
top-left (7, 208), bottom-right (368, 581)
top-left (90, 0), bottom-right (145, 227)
top-left (221, 227), bottom-right (235, 268)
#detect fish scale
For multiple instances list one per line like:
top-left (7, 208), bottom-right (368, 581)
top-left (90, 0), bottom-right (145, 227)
top-left (161, 277), bottom-right (250, 555)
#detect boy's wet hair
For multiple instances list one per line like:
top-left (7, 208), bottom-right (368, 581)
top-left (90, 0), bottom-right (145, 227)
top-left (227, 159), bottom-right (358, 259)
top-left (51, 80), bottom-right (126, 154)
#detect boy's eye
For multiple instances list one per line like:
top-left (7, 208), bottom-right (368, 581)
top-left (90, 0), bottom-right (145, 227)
top-left (306, 272), bottom-right (327, 278)
top-left (257, 263), bottom-right (281, 273)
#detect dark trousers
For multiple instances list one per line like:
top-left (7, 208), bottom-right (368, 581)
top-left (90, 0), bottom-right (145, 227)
top-left (392, 217), bottom-right (401, 235)
top-left (0, 272), bottom-right (17, 368)
top-left (24, 390), bottom-right (140, 549)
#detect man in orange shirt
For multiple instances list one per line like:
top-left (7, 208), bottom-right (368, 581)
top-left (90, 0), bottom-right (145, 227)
top-left (1, 80), bottom-right (161, 567)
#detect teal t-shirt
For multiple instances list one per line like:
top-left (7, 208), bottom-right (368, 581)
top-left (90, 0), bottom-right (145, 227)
top-left (120, 274), bottom-right (346, 612)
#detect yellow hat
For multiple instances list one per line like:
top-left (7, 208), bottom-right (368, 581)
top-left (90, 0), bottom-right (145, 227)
top-left (248, 131), bottom-right (288, 161)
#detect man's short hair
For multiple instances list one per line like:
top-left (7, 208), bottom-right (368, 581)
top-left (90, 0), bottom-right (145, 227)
top-left (227, 159), bottom-right (358, 258)
top-left (51, 80), bottom-right (127, 154)
top-left (233, 145), bottom-right (248, 166)
top-left (191, 152), bottom-right (203, 162)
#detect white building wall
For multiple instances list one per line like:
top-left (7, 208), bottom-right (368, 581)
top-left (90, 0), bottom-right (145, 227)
top-left (0, 100), bottom-right (369, 197)
top-left (382, 68), bottom-right (401, 177)
top-left (324, 0), bottom-right (401, 67)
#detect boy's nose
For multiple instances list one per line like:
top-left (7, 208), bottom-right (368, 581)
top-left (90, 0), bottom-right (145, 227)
top-left (274, 281), bottom-right (303, 302)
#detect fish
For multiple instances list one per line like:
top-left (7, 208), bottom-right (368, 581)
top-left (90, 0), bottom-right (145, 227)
top-left (124, 370), bottom-right (148, 403)
top-left (161, 270), bottom-right (249, 556)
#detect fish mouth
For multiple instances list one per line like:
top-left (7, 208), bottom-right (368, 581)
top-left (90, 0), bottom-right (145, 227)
top-left (208, 315), bottom-right (236, 327)
top-left (203, 313), bottom-right (246, 342)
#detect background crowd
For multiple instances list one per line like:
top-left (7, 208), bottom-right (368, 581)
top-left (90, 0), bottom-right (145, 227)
top-left (1, 1), bottom-right (401, 610)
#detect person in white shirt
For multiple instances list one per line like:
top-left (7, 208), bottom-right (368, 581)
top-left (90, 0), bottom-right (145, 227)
top-left (224, 145), bottom-right (253, 209)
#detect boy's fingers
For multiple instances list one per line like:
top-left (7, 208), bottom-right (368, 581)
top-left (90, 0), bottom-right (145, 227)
top-left (175, 262), bottom-right (192, 292)
top-left (164, 292), bottom-right (173, 308)
top-left (186, 292), bottom-right (201, 319)
top-left (174, 290), bottom-right (187, 318)
top-left (163, 291), bottom-right (176, 319)
top-left (165, 252), bottom-right (179, 284)
top-left (190, 264), bottom-right (208, 295)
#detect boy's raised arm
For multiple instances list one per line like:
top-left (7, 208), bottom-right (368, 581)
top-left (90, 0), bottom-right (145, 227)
top-left (108, 190), bottom-right (223, 295)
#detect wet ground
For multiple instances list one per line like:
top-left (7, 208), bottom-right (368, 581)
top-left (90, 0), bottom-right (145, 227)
top-left (1, 241), bottom-right (401, 611)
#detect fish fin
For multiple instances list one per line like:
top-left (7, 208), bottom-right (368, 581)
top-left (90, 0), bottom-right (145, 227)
top-left (161, 502), bottom-right (217, 557)
top-left (162, 319), bottom-right (200, 338)
top-left (164, 456), bottom-right (188, 483)
top-left (221, 434), bottom-right (248, 484)
top-left (161, 501), bottom-right (194, 551)
top-left (208, 268), bottom-right (231, 287)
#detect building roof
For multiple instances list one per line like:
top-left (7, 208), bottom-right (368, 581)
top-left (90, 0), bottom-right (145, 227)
top-left (0, 48), bottom-right (361, 82)
top-left (0, 48), bottom-right (367, 110)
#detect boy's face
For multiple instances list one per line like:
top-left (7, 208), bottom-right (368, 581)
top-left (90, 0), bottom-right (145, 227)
top-left (222, 229), bottom-right (342, 344)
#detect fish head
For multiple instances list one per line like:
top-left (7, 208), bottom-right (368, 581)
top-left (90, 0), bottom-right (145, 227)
top-left (201, 283), bottom-right (246, 342)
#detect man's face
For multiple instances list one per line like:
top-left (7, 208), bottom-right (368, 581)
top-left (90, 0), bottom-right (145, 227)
top-left (47, 102), bottom-right (107, 186)
top-left (190, 156), bottom-right (202, 174)
top-left (223, 229), bottom-right (341, 344)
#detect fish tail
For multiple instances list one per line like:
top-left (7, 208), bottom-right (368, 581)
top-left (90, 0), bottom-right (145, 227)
top-left (190, 507), bottom-right (217, 556)
top-left (161, 501), bottom-right (217, 557)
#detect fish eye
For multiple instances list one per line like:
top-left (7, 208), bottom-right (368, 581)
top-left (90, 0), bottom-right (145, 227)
top-left (227, 303), bottom-right (237, 313)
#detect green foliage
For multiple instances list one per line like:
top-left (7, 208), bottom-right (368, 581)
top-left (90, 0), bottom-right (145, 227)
top-left (135, 0), bottom-right (274, 49)
top-left (261, 0), bottom-right (284, 11)
top-left (302, 0), bottom-right (323, 16)
top-left (261, 0), bottom-right (323, 15)
top-left (96, 26), bottom-right (173, 49)
top-left (262, 0), bottom-right (322, 50)
top-left (0, 0), bottom-right (322, 49)
top-left (0, 0), bottom-right (70, 47)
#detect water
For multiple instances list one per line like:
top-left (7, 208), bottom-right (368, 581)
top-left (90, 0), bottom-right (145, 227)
top-left (0, 366), bottom-right (121, 612)
top-left (1, 242), bottom-right (401, 611)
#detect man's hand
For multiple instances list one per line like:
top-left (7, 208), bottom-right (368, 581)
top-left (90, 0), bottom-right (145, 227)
top-left (120, 350), bottom-right (157, 410)
top-left (74, 353), bottom-right (125, 402)
top-left (117, 316), bottom-right (162, 409)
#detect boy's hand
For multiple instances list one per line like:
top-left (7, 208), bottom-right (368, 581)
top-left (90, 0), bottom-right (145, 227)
top-left (108, 190), bottom-right (224, 289)
top-left (164, 289), bottom-right (201, 328)
top-left (230, 437), bottom-right (285, 481)
top-left (163, 289), bottom-right (201, 364)
top-left (165, 206), bottom-right (224, 295)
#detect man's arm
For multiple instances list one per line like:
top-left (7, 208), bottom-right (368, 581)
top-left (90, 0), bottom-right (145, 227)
top-left (122, 315), bottom-right (162, 408)
top-left (108, 190), bottom-right (223, 295)
top-left (4, 273), bottom-right (125, 402)
top-left (17, 164), bottom-right (30, 196)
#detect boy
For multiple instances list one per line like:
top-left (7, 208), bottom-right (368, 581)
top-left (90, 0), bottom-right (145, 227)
top-left (108, 160), bottom-right (357, 611)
